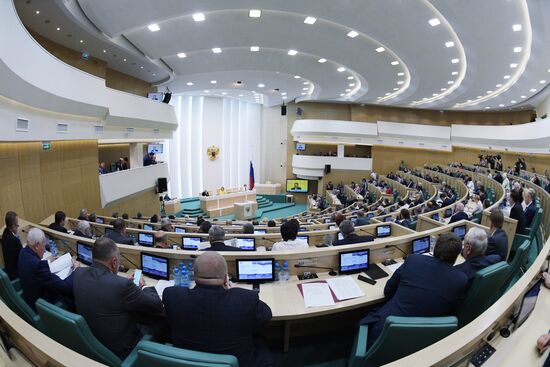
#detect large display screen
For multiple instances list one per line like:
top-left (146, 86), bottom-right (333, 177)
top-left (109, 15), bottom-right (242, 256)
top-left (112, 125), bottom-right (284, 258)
top-left (286, 179), bottom-right (309, 193)
top-left (148, 143), bottom-right (163, 154)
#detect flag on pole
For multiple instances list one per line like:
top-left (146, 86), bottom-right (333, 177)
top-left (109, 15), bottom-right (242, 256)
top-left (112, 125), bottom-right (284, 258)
top-left (249, 161), bottom-right (255, 190)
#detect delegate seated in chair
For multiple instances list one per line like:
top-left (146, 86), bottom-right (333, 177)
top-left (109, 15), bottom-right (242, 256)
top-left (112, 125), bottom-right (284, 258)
top-left (455, 227), bottom-right (500, 288)
top-left (359, 232), bottom-right (468, 348)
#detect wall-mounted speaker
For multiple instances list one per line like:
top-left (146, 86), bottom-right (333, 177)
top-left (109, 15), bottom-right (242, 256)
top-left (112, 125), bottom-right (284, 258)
top-left (157, 177), bottom-right (168, 193)
top-left (162, 92), bottom-right (172, 104)
top-left (324, 164), bottom-right (331, 174)
top-left (281, 105), bottom-right (287, 116)
top-left (296, 107), bottom-right (303, 116)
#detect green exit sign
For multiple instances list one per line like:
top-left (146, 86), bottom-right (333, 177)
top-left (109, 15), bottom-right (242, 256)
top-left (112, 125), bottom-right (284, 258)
top-left (42, 141), bottom-right (51, 151)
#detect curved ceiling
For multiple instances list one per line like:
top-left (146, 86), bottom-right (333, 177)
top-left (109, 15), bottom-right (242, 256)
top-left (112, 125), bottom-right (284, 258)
top-left (16, 0), bottom-right (550, 111)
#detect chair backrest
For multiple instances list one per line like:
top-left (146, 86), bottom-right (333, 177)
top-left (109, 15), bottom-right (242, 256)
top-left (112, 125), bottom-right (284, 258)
top-left (35, 299), bottom-right (122, 367)
top-left (528, 208), bottom-right (543, 243)
top-left (456, 261), bottom-right (510, 327)
top-left (502, 239), bottom-right (530, 294)
top-left (408, 220), bottom-right (417, 231)
top-left (0, 269), bottom-right (41, 329)
top-left (361, 316), bottom-right (458, 367)
top-left (122, 341), bottom-right (239, 367)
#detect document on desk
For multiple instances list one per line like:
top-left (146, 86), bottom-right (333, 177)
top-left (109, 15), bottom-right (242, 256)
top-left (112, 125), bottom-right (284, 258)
top-left (326, 276), bottom-right (365, 301)
top-left (302, 283), bottom-right (335, 308)
top-left (155, 280), bottom-right (175, 298)
top-left (386, 262), bottom-right (403, 273)
top-left (48, 253), bottom-right (73, 280)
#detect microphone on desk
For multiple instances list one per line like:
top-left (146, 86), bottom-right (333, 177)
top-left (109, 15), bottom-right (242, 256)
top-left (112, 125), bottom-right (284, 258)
top-left (294, 264), bottom-right (337, 276)
top-left (385, 244), bottom-right (408, 259)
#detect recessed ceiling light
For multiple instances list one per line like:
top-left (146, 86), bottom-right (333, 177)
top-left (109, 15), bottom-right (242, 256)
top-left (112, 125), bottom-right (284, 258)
top-left (512, 24), bottom-right (522, 31)
top-left (441, 88), bottom-right (447, 91)
top-left (303, 82), bottom-right (309, 85)
top-left (281, 92), bottom-right (287, 95)
top-left (504, 75), bottom-right (511, 79)
top-left (152, 73), bottom-right (156, 76)
top-left (282, 96), bottom-right (288, 99)
top-left (487, 90), bottom-right (493, 93)
top-left (80, 39), bottom-right (84, 43)
top-left (222, 92), bottom-right (227, 95)
top-left (485, 106), bottom-right (491, 109)
top-left (250, 46), bottom-right (259, 52)
top-left (288, 49), bottom-right (298, 56)
top-left (391, 61), bottom-right (399, 66)
top-left (193, 13), bottom-right (205, 22)
top-left (349, 83), bottom-right (355, 87)
top-left (347, 76), bottom-right (354, 80)
top-left (35, 10), bottom-right (40, 14)
top-left (103, 50), bottom-right (107, 53)
top-left (148, 23), bottom-right (160, 32)
top-left (177, 52), bottom-right (187, 58)
top-left (540, 80), bottom-right (547, 84)
top-left (510, 63), bottom-right (518, 68)
top-left (375, 47), bottom-right (385, 53)
top-left (385, 93), bottom-right (391, 96)
top-left (212, 48), bottom-right (222, 53)
top-left (445, 41), bottom-right (455, 48)
top-left (513, 47), bottom-right (522, 53)
top-left (294, 75), bottom-right (301, 79)
top-left (257, 84), bottom-right (265, 88)
top-left (56, 27), bottom-right (60, 31)
top-left (451, 71), bottom-right (458, 76)
top-left (477, 96), bottom-right (482, 98)
top-left (347, 30), bottom-right (359, 38)
top-left (337, 67), bottom-right (346, 72)
top-left (448, 80), bottom-right (454, 84)
top-left (393, 88), bottom-right (399, 91)
top-left (345, 89), bottom-right (351, 92)
top-left (340, 93), bottom-right (346, 96)
top-left (186, 82), bottom-right (194, 86)
top-left (318, 58), bottom-right (327, 63)
top-left (304, 16), bottom-right (317, 24)
top-left (499, 104), bottom-right (505, 107)
top-left (433, 93), bottom-right (439, 97)
top-left (397, 81), bottom-right (404, 85)
top-left (301, 92), bottom-right (307, 95)
top-left (204, 90), bottom-right (210, 93)
top-left (451, 58), bottom-right (459, 64)
top-left (238, 94), bottom-right (243, 97)
top-left (510, 100), bottom-right (517, 103)
top-left (249, 9), bottom-right (261, 18)
top-left (210, 80), bottom-right (217, 84)
top-left (140, 66), bottom-right (144, 69)
top-left (496, 84), bottom-right (503, 87)
top-left (521, 95), bottom-right (526, 98)
top-left (123, 58), bottom-right (127, 62)
top-left (303, 87), bottom-right (309, 91)
top-left (397, 72), bottom-right (404, 76)
top-left (429, 18), bottom-right (441, 26)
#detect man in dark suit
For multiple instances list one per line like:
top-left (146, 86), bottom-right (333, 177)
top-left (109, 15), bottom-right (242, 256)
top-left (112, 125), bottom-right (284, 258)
top-left (509, 189), bottom-right (527, 235)
top-left (105, 219), bottom-right (135, 245)
top-left (523, 188), bottom-right (536, 228)
top-left (486, 208), bottom-right (509, 261)
top-left (163, 252), bottom-right (273, 367)
top-left (73, 220), bottom-right (92, 238)
top-left (77, 208), bottom-right (89, 221)
top-left (397, 208), bottom-right (411, 228)
top-left (204, 226), bottom-right (242, 251)
top-left (354, 211), bottom-right (370, 226)
top-left (449, 203), bottom-right (469, 223)
top-left (73, 237), bottom-right (164, 359)
top-left (18, 228), bottom-right (75, 310)
top-left (1, 211), bottom-right (22, 280)
top-left (360, 233), bottom-right (468, 347)
top-left (455, 227), bottom-right (501, 287)
top-left (333, 220), bottom-right (374, 246)
top-left (48, 211), bottom-right (68, 234)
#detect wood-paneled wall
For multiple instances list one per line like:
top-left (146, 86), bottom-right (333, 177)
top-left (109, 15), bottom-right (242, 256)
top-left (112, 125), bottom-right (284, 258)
top-left (98, 144), bottom-right (130, 167)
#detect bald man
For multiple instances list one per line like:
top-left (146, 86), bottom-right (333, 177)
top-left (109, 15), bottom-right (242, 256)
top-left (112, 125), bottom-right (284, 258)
top-left (449, 202), bottom-right (469, 223)
top-left (163, 252), bottom-right (273, 367)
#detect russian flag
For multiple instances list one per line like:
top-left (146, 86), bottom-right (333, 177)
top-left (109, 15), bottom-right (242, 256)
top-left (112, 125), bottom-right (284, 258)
top-left (249, 161), bottom-right (255, 190)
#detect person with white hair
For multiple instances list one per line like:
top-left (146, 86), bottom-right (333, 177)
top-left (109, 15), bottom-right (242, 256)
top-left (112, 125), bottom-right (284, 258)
top-left (455, 227), bottom-right (501, 287)
top-left (18, 228), bottom-right (76, 310)
top-left (74, 220), bottom-right (92, 238)
top-left (160, 217), bottom-right (174, 232)
top-left (449, 203), bottom-right (468, 223)
top-left (78, 208), bottom-right (89, 221)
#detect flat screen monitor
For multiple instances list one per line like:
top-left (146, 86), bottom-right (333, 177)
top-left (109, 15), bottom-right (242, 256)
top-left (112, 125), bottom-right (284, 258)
top-left (235, 238), bottom-right (256, 251)
top-left (76, 242), bottom-right (93, 266)
top-left (296, 235), bottom-right (309, 244)
top-left (254, 229), bottom-right (266, 235)
top-left (140, 253), bottom-right (169, 280)
top-left (329, 225), bottom-right (337, 230)
top-left (412, 236), bottom-right (430, 255)
top-left (431, 213), bottom-right (440, 221)
top-left (147, 92), bottom-right (164, 102)
top-left (138, 233), bottom-right (154, 247)
top-left (298, 227), bottom-right (307, 232)
top-left (339, 249), bottom-right (370, 274)
top-left (104, 227), bottom-right (114, 237)
top-left (376, 225), bottom-right (392, 238)
top-left (96, 217), bottom-right (104, 224)
top-left (514, 279), bottom-right (542, 331)
top-left (148, 143), bottom-right (163, 154)
top-left (182, 237), bottom-right (202, 250)
top-left (445, 208), bottom-right (453, 218)
top-left (324, 218), bottom-right (331, 224)
top-left (286, 179), bottom-right (309, 193)
top-left (235, 259), bottom-right (275, 282)
top-left (143, 224), bottom-right (154, 231)
top-left (366, 213), bottom-right (375, 219)
top-left (296, 143), bottom-right (306, 151)
top-left (384, 216), bottom-right (393, 222)
top-left (174, 227), bottom-right (186, 234)
top-left (453, 225), bottom-right (467, 240)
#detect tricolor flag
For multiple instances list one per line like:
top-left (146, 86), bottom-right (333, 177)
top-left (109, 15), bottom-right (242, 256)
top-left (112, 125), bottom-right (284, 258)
top-left (249, 161), bottom-right (255, 190)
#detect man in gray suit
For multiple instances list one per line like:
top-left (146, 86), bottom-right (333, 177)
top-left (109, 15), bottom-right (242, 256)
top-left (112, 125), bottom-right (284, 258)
top-left (105, 218), bottom-right (135, 245)
top-left (73, 237), bottom-right (163, 358)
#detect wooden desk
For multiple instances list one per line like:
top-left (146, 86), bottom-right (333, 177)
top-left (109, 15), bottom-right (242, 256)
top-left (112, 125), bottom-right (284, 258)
top-left (200, 191), bottom-right (257, 217)
top-left (254, 183), bottom-right (281, 195)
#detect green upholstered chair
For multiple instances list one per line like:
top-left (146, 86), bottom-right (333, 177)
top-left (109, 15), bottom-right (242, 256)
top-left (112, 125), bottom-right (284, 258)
top-left (525, 208), bottom-right (543, 252)
top-left (348, 316), bottom-right (457, 367)
top-left (121, 340), bottom-right (239, 367)
top-left (0, 268), bottom-right (41, 330)
top-left (408, 220), bottom-right (417, 231)
top-left (456, 262), bottom-right (510, 327)
top-left (509, 233), bottom-right (530, 261)
top-left (501, 239), bottom-right (530, 294)
top-left (35, 298), bottom-right (124, 367)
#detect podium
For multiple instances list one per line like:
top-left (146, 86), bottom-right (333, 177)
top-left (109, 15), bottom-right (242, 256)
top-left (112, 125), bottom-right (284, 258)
top-left (164, 199), bottom-right (181, 214)
top-left (234, 201), bottom-right (258, 220)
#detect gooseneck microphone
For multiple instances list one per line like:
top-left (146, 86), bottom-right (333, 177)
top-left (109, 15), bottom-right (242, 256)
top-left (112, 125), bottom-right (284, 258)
top-left (295, 264), bottom-right (338, 276)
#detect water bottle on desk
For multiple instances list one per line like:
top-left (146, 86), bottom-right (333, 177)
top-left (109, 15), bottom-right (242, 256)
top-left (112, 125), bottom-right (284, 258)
top-left (181, 265), bottom-right (190, 288)
top-left (274, 261), bottom-right (281, 281)
top-left (281, 261), bottom-right (290, 281)
top-left (172, 267), bottom-right (180, 287)
top-left (50, 240), bottom-right (58, 257)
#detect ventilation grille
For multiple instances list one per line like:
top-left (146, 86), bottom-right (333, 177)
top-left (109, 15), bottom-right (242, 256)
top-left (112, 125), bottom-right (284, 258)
top-left (16, 118), bottom-right (29, 132)
top-left (94, 125), bottom-right (104, 135)
top-left (126, 127), bottom-right (134, 133)
top-left (57, 123), bottom-right (69, 133)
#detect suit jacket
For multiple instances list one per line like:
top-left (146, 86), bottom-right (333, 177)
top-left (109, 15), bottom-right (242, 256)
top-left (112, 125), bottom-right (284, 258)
top-left (449, 211), bottom-right (469, 224)
top-left (455, 255), bottom-right (501, 287)
top-left (48, 222), bottom-right (68, 234)
top-left (333, 233), bottom-right (374, 246)
top-left (73, 263), bottom-right (164, 359)
top-left (205, 241), bottom-right (242, 252)
top-left (510, 203), bottom-right (527, 234)
top-left (487, 228), bottom-right (509, 261)
top-left (163, 284), bottom-right (272, 367)
top-left (18, 246), bottom-right (73, 310)
top-left (105, 230), bottom-right (135, 246)
top-left (73, 229), bottom-right (92, 239)
top-left (360, 255), bottom-right (467, 345)
top-left (354, 217), bottom-right (370, 226)
top-left (1, 228), bottom-right (22, 280)
top-left (524, 202), bottom-right (536, 228)
top-left (398, 219), bottom-right (411, 228)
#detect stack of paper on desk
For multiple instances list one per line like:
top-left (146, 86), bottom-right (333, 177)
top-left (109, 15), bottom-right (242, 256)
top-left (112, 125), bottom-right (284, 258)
top-left (301, 276), bottom-right (365, 307)
top-left (302, 283), bottom-right (335, 308)
top-left (48, 253), bottom-right (73, 280)
top-left (326, 276), bottom-right (365, 301)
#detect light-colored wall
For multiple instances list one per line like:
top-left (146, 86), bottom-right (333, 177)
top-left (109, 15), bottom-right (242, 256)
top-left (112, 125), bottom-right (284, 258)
top-left (202, 98), bottom-right (224, 189)
top-left (537, 94), bottom-right (550, 118)
top-left (260, 106), bottom-right (287, 185)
